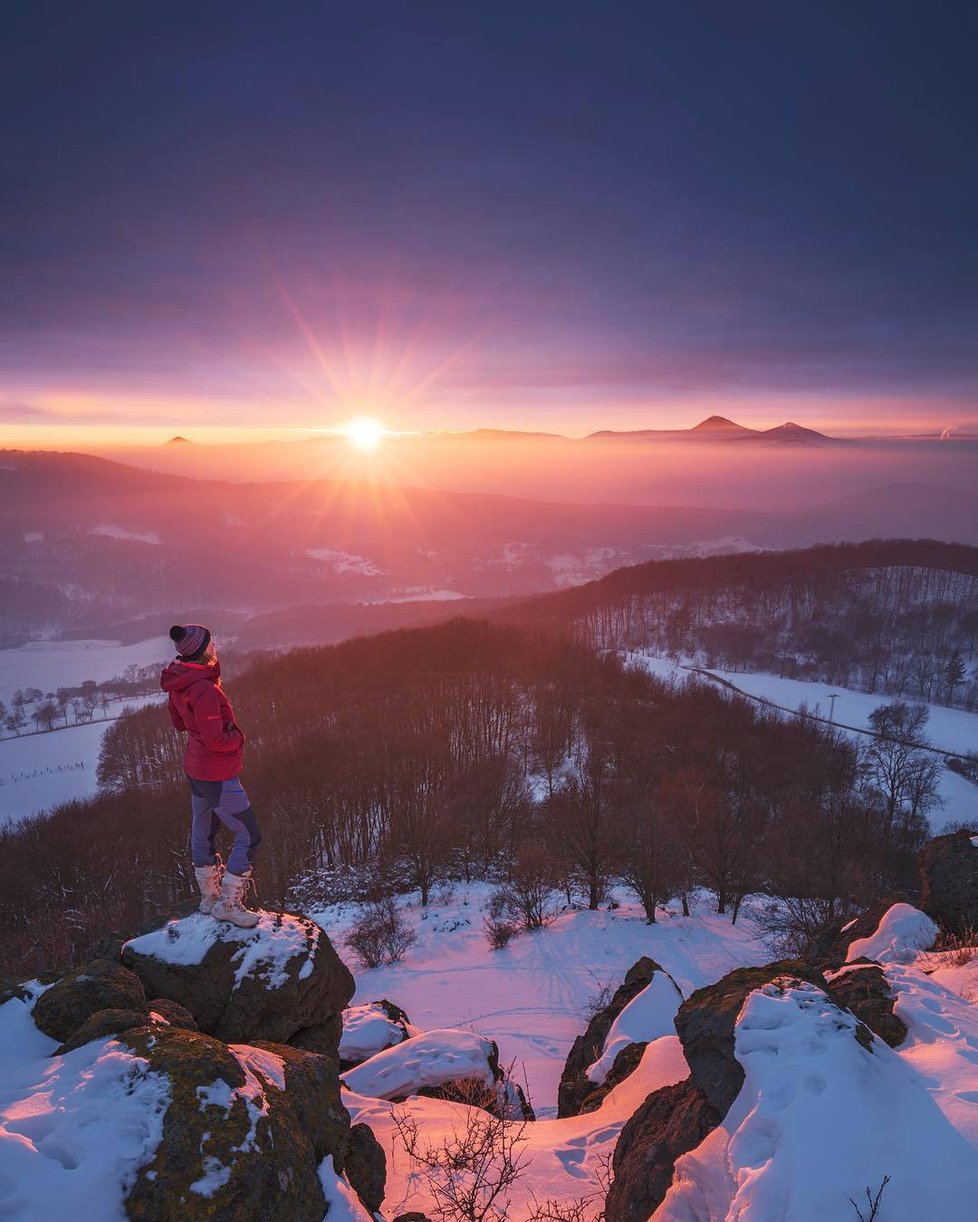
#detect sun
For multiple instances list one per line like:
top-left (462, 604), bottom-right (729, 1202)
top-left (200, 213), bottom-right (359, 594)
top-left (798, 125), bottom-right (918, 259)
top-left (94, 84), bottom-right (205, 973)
top-left (341, 416), bottom-right (387, 452)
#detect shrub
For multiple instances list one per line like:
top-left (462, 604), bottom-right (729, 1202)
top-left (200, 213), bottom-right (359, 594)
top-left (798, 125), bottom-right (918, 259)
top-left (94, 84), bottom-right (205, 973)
top-left (392, 1097), bottom-right (529, 1221)
top-left (346, 898), bottom-right (417, 968)
top-left (489, 844), bottom-right (558, 936)
top-left (483, 916), bottom-right (519, 950)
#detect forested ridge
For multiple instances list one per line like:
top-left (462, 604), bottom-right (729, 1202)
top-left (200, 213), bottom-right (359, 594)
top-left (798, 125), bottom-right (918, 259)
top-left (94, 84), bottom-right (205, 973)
top-left (497, 539), bottom-right (978, 709)
top-left (0, 617), bottom-right (943, 978)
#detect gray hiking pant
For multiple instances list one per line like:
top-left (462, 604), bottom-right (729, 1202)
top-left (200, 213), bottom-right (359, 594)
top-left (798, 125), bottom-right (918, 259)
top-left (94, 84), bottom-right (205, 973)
top-left (189, 777), bottom-right (262, 876)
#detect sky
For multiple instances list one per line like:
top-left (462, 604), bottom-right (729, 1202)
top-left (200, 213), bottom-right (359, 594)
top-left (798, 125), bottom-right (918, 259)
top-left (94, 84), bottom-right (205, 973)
top-left (3, 1), bottom-right (978, 444)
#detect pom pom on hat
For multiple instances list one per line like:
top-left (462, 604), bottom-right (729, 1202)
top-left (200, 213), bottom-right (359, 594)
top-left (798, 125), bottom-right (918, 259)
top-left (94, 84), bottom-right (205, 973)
top-left (169, 624), bottom-right (211, 659)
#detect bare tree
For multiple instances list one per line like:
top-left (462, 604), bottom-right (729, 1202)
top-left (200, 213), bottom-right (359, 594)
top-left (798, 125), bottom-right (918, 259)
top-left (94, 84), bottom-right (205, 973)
top-left (862, 702), bottom-right (942, 848)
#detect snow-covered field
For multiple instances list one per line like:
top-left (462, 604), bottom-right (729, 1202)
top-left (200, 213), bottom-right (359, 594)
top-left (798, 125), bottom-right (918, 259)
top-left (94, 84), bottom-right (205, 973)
top-left (0, 638), bottom-right (163, 709)
top-left (0, 637), bottom-right (167, 824)
top-left (633, 654), bottom-right (978, 831)
top-left (0, 694), bottom-right (162, 827)
top-left (0, 723), bottom-right (105, 825)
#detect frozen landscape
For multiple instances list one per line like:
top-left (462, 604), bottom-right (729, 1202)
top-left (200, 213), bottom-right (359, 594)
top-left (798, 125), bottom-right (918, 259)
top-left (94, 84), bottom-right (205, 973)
top-left (5, 876), bottom-right (978, 1220)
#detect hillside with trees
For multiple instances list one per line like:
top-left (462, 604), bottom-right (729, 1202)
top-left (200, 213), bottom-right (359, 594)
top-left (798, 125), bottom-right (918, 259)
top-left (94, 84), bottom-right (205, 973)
top-left (0, 618), bottom-right (942, 978)
top-left (498, 540), bottom-right (978, 710)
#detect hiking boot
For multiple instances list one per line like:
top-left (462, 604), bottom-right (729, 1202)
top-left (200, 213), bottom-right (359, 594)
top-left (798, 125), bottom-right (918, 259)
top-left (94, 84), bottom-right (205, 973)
top-left (212, 870), bottom-right (260, 928)
top-left (194, 860), bottom-right (223, 914)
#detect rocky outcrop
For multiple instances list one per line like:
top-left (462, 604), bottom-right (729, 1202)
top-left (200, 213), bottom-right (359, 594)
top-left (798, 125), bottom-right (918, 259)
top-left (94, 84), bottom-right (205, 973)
top-left (13, 909), bottom-right (385, 1219)
top-left (673, 961), bottom-right (828, 1116)
top-left (121, 911), bottom-right (354, 1051)
top-left (919, 830), bottom-right (978, 936)
top-left (123, 1026), bottom-right (349, 1221)
top-left (604, 1078), bottom-right (721, 1222)
top-left (557, 956), bottom-right (663, 1117)
top-left (345, 1122), bottom-right (387, 1214)
top-left (825, 960), bottom-right (908, 1048)
top-left (32, 959), bottom-right (148, 1043)
top-left (607, 959), bottom-right (885, 1217)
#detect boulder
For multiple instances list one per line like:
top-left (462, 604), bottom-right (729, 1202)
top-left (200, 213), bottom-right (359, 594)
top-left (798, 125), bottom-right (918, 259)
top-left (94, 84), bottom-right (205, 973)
top-left (674, 961), bottom-right (827, 1116)
top-left (344, 1122), bottom-right (387, 1214)
top-left (805, 897), bottom-right (909, 970)
top-left (557, 956), bottom-right (663, 1117)
top-left (55, 1007), bottom-right (148, 1055)
top-left (342, 1028), bottom-right (534, 1120)
top-left (121, 911), bottom-right (354, 1049)
top-left (844, 903), bottom-right (938, 964)
top-left (32, 959), bottom-right (148, 1043)
top-left (123, 1025), bottom-right (350, 1222)
top-left (148, 998), bottom-right (199, 1031)
top-left (825, 960), bottom-right (908, 1048)
top-left (340, 999), bottom-right (414, 1069)
top-left (919, 830), bottom-right (978, 936)
top-left (605, 1078), bottom-right (721, 1222)
top-left (291, 1014), bottom-right (343, 1056)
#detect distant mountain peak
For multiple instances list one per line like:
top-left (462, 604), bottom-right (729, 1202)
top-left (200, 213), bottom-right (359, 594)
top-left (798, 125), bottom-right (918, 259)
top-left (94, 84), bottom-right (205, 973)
top-left (165, 435), bottom-right (192, 446)
top-left (691, 415), bottom-right (752, 433)
top-left (759, 422), bottom-right (834, 443)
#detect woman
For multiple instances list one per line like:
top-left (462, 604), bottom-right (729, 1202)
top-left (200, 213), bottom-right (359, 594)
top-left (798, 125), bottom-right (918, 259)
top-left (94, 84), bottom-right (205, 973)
top-left (161, 624), bottom-right (261, 927)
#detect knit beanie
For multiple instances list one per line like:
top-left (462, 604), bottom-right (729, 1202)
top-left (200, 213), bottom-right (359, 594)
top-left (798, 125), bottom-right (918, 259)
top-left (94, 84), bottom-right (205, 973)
top-left (169, 624), bottom-right (212, 660)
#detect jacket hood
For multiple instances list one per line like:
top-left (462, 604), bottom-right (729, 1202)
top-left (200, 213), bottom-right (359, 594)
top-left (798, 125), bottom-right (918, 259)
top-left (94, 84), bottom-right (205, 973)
top-left (160, 657), bottom-right (222, 694)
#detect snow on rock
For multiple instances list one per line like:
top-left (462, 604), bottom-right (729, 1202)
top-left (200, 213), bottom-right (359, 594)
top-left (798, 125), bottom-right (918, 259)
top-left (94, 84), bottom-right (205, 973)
top-left (846, 902), bottom-right (939, 964)
top-left (339, 1001), bottom-right (415, 1065)
top-left (125, 911), bottom-right (318, 989)
top-left (122, 910), bottom-right (354, 1050)
top-left (586, 968), bottom-right (684, 1085)
top-left (657, 977), bottom-right (978, 1220)
top-left (0, 990), bottom-right (170, 1221)
top-left (341, 1028), bottom-right (498, 1100)
top-left (189, 1047), bottom-right (285, 1196)
top-left (317, 1155), bottom-right (374, 1221)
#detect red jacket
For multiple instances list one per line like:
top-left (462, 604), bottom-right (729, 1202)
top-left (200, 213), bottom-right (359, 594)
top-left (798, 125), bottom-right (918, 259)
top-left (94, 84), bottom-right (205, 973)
top-left (161, 658), bottom-right (245, 782)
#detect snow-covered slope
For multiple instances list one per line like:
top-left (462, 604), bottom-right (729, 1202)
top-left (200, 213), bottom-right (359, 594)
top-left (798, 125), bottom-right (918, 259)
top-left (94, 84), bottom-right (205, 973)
top-left (312, 884), bottom-right (765, 1117)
